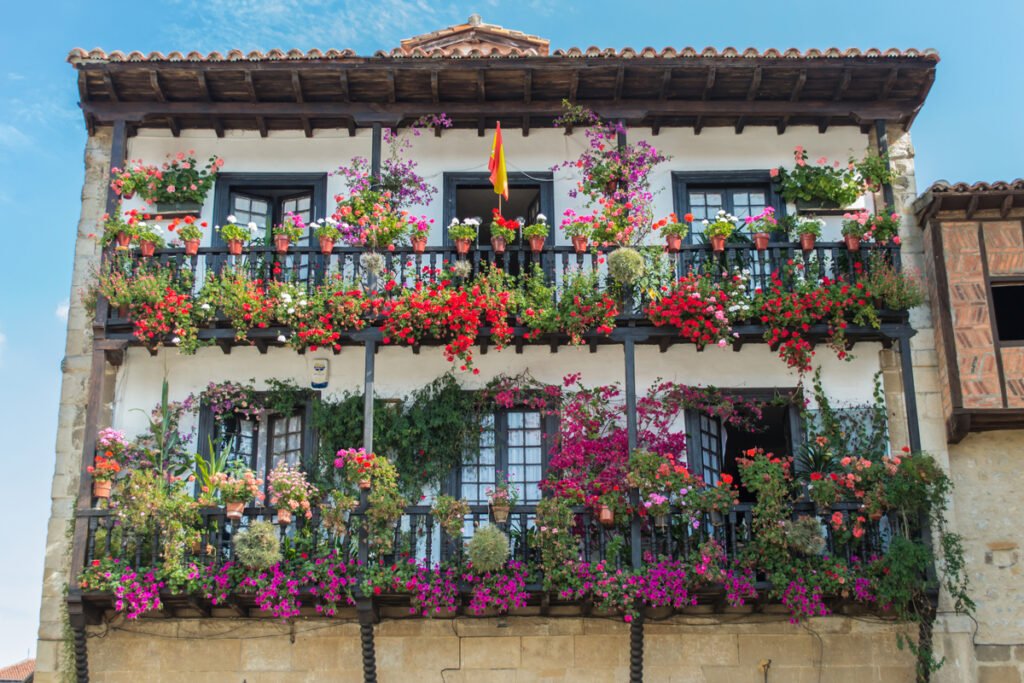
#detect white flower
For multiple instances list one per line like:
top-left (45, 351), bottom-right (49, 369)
top-left (201, 303), bottom-right (211, 310)
top-left (227, 214), bottom-right (237, 223)
top-left (277, 334), bottom-right (287, 343)
top-left (171, 336), bottom-right (180, 345)
top-left (299, 300), bottom-right (308, 307)
top-left (287, 307), bottom-right (295, 314)
top-left (280, 292), bottom-right (292, 303)
top-left (536, 213), bottom-right (547, 222)
top-left (467, 218), bottom-right (480, 226)
top-left (247, 222), bottom-right (258, 233)
top-left (701, 220), bottom-right (709, 226)
top-left (450, 218), bottom-right (459, 226)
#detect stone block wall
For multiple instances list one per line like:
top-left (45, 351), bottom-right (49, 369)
top-left (81, 616), bottom-right (917, 683)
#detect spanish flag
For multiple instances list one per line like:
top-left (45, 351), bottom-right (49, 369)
top-left (488, 121), bottom-right (509, 200)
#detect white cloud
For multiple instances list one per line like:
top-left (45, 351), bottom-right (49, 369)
top-left (55, 300), bottom-right (70, 322)
top-left (7, 72), bottom-right (25, 80)
top-left (0, 123), bottom-right (29, 148)
top-left (169, 0), bottom-right (462, 52)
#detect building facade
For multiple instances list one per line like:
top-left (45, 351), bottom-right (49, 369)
top-left (34, 16), bottom-right (1016, 683)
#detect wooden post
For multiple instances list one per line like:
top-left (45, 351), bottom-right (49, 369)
top-left (874, 119), bottom-right (896, 209)
top-left (371, 122), bottom-right (382, 188)
top-left (624, 333), bottom-right (644, 683)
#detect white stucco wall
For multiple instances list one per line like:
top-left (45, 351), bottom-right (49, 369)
top-left (123, 124), bottom-right (875, 246)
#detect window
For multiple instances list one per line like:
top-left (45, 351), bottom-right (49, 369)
top-left (685, 391), bottom-right (801, 500)
top-left (673, 171), bottom-right (784, 242)
top-left (444, 172), bottom-right (555, 246)
top-left (197, 396), bottom-right (317, 500)
top-left (992, 283), bottom-right (1024, 342)
top-left (211, 173), bottom-right (328, 247)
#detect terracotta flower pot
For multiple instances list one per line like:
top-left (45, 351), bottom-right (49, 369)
top-left (319, 236), bottom-right (335, 255)
top-left (528, 235), bottom-right (546, 253)
top-left (121, 191), bottom-right (135, 200)
top-left (277, 508), bottom-right (292, 525)
top-left (358, 479), bottom-right (372, 490)
top-left (184, 239), bottom-right (200, 256)
top-left (228, 239), bottom-right (244, 256)
top-left (274, 234), bottom-right (290, 254)
top-left (139, 240), bottom-right (156, 257)
top-left (753, 232), bottom-right (770, 251)
top-left (799, 233), bottom-right (817, 251)
top-left (571, 235), bottom-right (589, 254)
top-left (411, 236), bottom-right (427, 254)
top-left (710, 235), bottom-right (726, 253)
top-left (454, 238), bottom-right (472, 255)
top-left (92, 480), bottom-right (112, 499)
top-left (597, 505), bottom-right (615, 528)
top-left (115, 231), bottom-right (131, 249)
top-left (225, 501), bottom-right (244, 521)
top-left (844, 234), bottom-right (861, 252)
top-left (665, 234), bottom-right (683, 253)
top-left (490, 236), bottom-right (507, 255)
top-left (491, 503), bottom-right (510, 524)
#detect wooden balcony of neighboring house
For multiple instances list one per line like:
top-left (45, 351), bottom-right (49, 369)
top-left (915, 180), bottom-right (1024, 441)
top-left (98, 239), bottom-right (912, 358)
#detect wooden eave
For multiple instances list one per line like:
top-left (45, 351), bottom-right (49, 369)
top-left (915, 182), bottom-right (1024, 223)
top-left (72, 56), bottom-right (937, 136)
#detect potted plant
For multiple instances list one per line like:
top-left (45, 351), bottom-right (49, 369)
top-left (134, 221), bottom-right (166, 258)
top-left (771, 147), bottom-right (862, 211)
top-left (596, 492), bottom-right (619, 528)
top-left (409, 215), bottom-right (432, 253)
top-left (656, 213), bottom-right (691, 253)
top-left (691, 473), bottom-right (738, 527)
top-left (843, 209), bottom-right (901, 246)
top-left (702, 211), bottom-right (737, 253)
top-left (321, 490), bottom-right (359, 537)
top-left (523, 214), bottom-right (549, 253)
top-left (219, 215), bottom-right (255, 256)
top-left (100, 209), bottom-right (139, 249)
top-left (489, 209), bottom-right (518, 255)
top-left (853, 152), bottom-right (896, 193)
top-left (627, 448), bottom-right (695, 527)
top-left (607, 247), bottom-right (646, 286)
top-left (486, 472), bottom-right (519, 524)
top-left (89, 428), bottom-right (128, 500)
top-left (109, 160), bottom-right (156, 200)
top-left (170, 216), bottom-right (205, 256)
top-left (787, 216), bottom-right (824, 251)
top-left (272, 211), bottom-right (305, 254)
top-left (840, 213), bottom-right (868, 252)
top-left (560, 210), bottom-right (592, 253)
top-left (431, 495), bottom-right (471, 540)
top-left (745, 206), bottom-right (777, 251)
top-left (449, 218), bottom-right (479, 256)
top-left (312, 219), bottom-right (342, 255)
top-left (149, 152), bottom-right (223, 216)
top-left (217, 469), bottom-right (264, 521)
top-left (267, 461), bottom-right (317, 526)
top-left (334, 447), bottom-right (379, 490)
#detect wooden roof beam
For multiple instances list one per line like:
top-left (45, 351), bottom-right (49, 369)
top-left (430, 69), bottom-right (439, 104)
top-left (347, 120), bottom-right (356, 137)
top-left (568, 70), bottom-right (579, 102)
top-left (339, 71), bottom-right (350, 102)
top-left (790, 69), bottom-right (807, 102)
top-left (477, 70), bottom-right (485, 103)
top-left (777, 116), bottom-right (790, 135)
top-left (694, 116), bottom-right (703, 135)
top-left (242, 71), bottom-right (257, 101)
top-left (102, 72), bottom-right (119, 103)
top-left (879, 68), bottom-right (899, 99)
top-left (903, 70), bottom-right (936, 131)
top-left (702, 67), bottom-right (716, 100)
top-left (167, 116), bottom-right (180, 137)
top-left (833, 69), bottom-right (852, 100)
top-left (966, 194), bottom-right (980, 219)
top-left (522, 114), bottom-right (530, 137)
top-left (1000, 194), bottom-right (1014, 218)
top-left (735, 116), bottom-right (746, 134)
top-left (614, 65), bottom-right (625, 101)
top-left (746, 66), bottom-right (762, 100)
top-left (291, 71), bottom-right (305, 103)
top-left (477, 117), bottom-right (485, 137)
top-left (523, 69), bottom-right (532, 104)
top-left (659, 69), bottom-right (672, 100)
top-left (196, 71), bottom-right (211, 100)
top-left (387, 69), bottom-right (396, 104)
top-left (149, 72), bottom-right (166, 102)
top-left (818, 117), bottom-right (830, 134)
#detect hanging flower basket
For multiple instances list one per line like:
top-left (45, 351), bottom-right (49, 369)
top-left (225, 501), bottom-right (245, 521)
top-left (92, 480), bottom-right (112, 499)
top-left (227, 239), bottom-right (244, 256)
top-left (274, 235), bottom-right (290, 254)
top-left (491, 503), bottom-right (510, 524)
top-left (184, 239), bottom-right (200, 256)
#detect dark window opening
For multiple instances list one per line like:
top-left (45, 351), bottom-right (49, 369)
top-left (992, 284), bottom-right (1024, 342)
top-left (444, 172), bottom-right (555, 247)
top-left (721, 404), bottom-right (792, 502)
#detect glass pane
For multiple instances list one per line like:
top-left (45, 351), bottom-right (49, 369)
top-left (480, 466), bottom-right (495, 484)
top-left (524, 413), bottom-right (540, 429)
top-left (526, 465), bottom-right (542, 481)
top-left (508, 465), bottom-right (525, 481)
top-left (479, 448), bottom-right (495, 465)
top-left (508, 412), bottom-right (524, 429)
top-left (509, 430), bottom-right (524, 446)
top-left (462, 485), bottom-right (476, 499)
top-left (525, 483), bottom-right (540, 501)
top-left (524, 430), bottom-right (541, 446)
top-left (463, 468), bottom-right (477, 483)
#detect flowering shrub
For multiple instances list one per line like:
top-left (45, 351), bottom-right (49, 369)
top-left (781, 578), bottom-right (830, 623)
top-left (519, 268), bottom-right (618, 344)
top-left (267, 462), bottom-right (318, 519)
top-left (80, 559), bottom-right (164, 618)
top-left (647, 270), bottom-right (749, 349)
top-left (215, 469), bottom-right (263, 504)
top-left (275, 277), bottom-right (371, 353)
top-left (333, 189), bottom-right (410, 248)
top-left (111, 151), bottom-right (224, 205)
top-left (463, 561), bottom-right (530, 614)
top-left (196, 269), bottom-right (273, 341)
top-left (364, 559), bottom-right (460, 616)
top-left (842, 209), bottom-right (902, 244)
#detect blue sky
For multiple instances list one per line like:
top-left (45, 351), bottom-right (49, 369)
top-left (1, 0), bottom-right (1022, 667)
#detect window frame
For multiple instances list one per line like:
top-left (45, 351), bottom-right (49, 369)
top-left (442, 172), bottom-right (556, 247)
top-left (452, 407), bottom-right (557, 505)
top-left (211, 173), bottom-right (329, 248)
top-left (195, 391), bottom-right (320, 496)
top-left (989, 278), bottom-right (1024, 346)
top-left (672, 170), bottom-right (786, 244)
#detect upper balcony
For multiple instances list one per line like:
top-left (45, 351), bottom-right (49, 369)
top-left (96, 239), bottom-right (914, 367)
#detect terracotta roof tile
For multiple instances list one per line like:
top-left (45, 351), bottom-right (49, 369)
top-left (926, 180), bottom-right (1024, 193)
top-left (67, 44), bottom-right (940, 65)
top-left (0, 658), bottom-right (34, 682)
